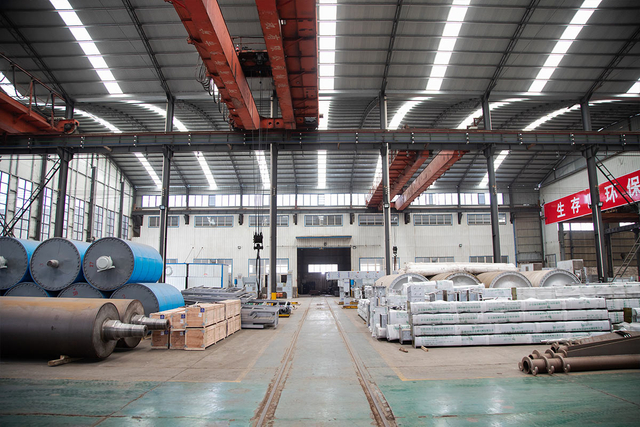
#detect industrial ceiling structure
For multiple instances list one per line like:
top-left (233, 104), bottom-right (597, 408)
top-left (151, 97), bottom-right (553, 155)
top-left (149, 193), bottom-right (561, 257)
top-left (0, 0), bottom-right (639, 198)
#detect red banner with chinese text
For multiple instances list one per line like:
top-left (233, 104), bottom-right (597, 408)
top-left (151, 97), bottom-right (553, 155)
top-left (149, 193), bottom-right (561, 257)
top-left (543, 169), bottom-right (640, 224)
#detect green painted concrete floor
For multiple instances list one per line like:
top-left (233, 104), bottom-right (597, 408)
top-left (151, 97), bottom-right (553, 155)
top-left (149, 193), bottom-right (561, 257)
top-left (1, 296), bottom-right (639, 426)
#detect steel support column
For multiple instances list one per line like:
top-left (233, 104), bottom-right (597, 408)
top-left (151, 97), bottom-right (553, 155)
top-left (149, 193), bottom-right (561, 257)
top-left (165, 96), bottom-right (175, 133)
top-left (635, 229), bottom-right (640, 277)
top-left (585, 146), bottom-right (607, 282)
top-left (605, 226), bottom-right (614, 278)
top-left (53, 149), bottom-right (72, 238)
top-left (86, 155), bottom-right (97, 242)
top-left (65, 102), bottom-right (74, 119)
top-left (380, 94), bottom-right (392, 274)
top-left (34, 155), bottom-right (48, 241)
top-left (482, 95), bottom-right (492, 130)
top-left (159, 147), bottom-right (172, 282)
top-left (581, 99), bottom-right (592, 132)
top-left (117, 180), bottom-right (125, 239)
top-left (269, 142), bottom-right (278, 296)
top-left (558, 222), bottom-right (566, 261)
top-left (485, 147), bottom-right (501, 263)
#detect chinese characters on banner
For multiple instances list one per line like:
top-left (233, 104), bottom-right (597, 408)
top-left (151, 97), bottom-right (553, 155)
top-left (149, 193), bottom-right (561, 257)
top-left (543, 169), bottom-right (640, 225)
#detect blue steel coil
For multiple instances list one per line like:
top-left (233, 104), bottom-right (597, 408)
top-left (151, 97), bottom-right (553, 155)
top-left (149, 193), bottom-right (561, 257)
top-left (5, 282), bottom-right (53, 297)
top-left (83, 238), bottom-right (163, 291)
top-left (30, 238), bottom-right (90, 291)
top-left (111, 283), bottom-right (184, 315)
top-left (0, 237), bottom-right (39, 289)
top-left (58, 282), bottom-right (109, 299)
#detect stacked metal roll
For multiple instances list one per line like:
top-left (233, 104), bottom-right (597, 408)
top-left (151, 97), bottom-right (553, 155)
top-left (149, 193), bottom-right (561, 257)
top-left (521, 269), bottom-right (580, 287)
top-left (58, 282), bottom-right (108, 298)
top-left (30, 238), bottom-right (90, 292)
top-left (5, 282), bottom-right (53, 297)
top-left (0, 237), bottom-right (39, 291)
top-left (477, 271), bottom-right (532, 288)
top-left (430, 272), bottom-right (482, 288)
top-left (111, 282), bottom-right (185, 316)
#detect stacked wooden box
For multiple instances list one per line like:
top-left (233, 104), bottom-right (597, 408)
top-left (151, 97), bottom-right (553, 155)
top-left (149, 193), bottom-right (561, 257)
top-left (218, 299), bottom-right (242, 336)
top-left (184, 303), bottom-right (225, 350)
top-left (150, 307), bottom-right (186, 349)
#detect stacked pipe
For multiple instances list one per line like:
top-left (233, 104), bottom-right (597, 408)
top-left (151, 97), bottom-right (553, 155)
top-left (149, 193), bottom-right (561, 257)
top-left (519, 331), bottom-right (640, 375)
top-left (408, 296), bottom-right (611, 348)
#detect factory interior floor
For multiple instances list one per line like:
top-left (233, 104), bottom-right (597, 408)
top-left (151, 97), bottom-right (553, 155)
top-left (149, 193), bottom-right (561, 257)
top-left (1, 296), bottom-right (639, 426)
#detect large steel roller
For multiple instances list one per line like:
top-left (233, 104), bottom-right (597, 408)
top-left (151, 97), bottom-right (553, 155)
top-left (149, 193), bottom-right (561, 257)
top-left (0, 297), bottom-right (147, 359)
top-left (30, 238), bottom-right (90, 291)
top-left (0, 237), bottom-right (39, 290)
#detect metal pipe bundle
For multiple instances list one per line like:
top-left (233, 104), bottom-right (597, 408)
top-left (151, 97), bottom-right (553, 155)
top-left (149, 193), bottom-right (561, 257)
top-left (521, 269), bottom-right (580, 287)
top-left (5, 282), bottom-right (53, 297)
top-left (476, 271), bottom-right (532, 288)
top-left (30, 238), bottom-right (90, 291)
top-left (0, 297), bottom-right (147, 359)
top-left (520, 353), bottom-right (640, 375)
top-left (83, 238), bottom-right (163, 291)
top-left (0, 237), bottom-right (39, 290)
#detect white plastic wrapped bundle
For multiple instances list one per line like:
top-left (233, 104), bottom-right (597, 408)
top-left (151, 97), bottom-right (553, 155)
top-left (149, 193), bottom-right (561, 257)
top-left (408, 297), bottom-right (606, 314)
top-left (413, 320), bottom-right (611, 336)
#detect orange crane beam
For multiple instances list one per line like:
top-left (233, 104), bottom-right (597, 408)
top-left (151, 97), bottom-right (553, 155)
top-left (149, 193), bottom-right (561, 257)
top-left (171, 0), bottom-right (261, 130)
top-left (394, 150), bottom-right (466, 211)
top-left (0, 91), bottom-right (77, 134)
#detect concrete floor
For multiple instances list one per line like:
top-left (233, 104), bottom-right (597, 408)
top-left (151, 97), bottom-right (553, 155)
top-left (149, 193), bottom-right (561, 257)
top-left (1, 296), bottom-right (639, 426)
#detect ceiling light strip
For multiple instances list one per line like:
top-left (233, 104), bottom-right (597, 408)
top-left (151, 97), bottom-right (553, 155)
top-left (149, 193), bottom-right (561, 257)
top-left (426, 0), bottom-right (470, 92)
top-left (527, 0), bottom-right (601, 93)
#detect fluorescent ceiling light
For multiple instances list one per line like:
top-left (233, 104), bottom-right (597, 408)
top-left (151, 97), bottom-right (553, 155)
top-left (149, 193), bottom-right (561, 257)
top-left (388, 97), bottom-right (429, 130)
top-left (527, 0), bottom-right (601, 93)
top-left (255, 151), bottom-right (271, 188)
top-left (195, 151), bottom-right (217, 190)
top-left (135, 153), bottom-right (162, 188)
top-left (318, 150), bottom-right (327, 189)
top-left (478, 150), bottom-right (509, 188)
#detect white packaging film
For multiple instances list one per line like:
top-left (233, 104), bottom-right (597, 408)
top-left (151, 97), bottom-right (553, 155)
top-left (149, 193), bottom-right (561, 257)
top-left (413, 332), bottom-right (607, 347)
top-left (410, 309), bottom-right (610, 326)
top-left (412, 320), bottom-right (610, 336)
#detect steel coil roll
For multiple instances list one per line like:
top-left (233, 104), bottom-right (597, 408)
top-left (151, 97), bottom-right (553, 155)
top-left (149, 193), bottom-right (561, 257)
top-left (0, 297), bottom-right (147, 359)
top-left (83, 238), bottom-right (163, 291)
top-left (0, 237), bottom-right (39, 290)
top-left (5, 282), bottom-right (53, 297)
top-left (30, 238), bottom-right (90, 291)
top-left (476, 271), bottom-right (532, 288)
top-left (58, 282), bottom-right (109, 299)
top-left (521, 269), bottom-right (580, 287)
top-left (111, 283), bottom-right (184, 315)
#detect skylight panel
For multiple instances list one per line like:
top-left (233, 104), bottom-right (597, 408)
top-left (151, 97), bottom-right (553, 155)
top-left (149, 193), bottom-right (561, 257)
top-left (425, 0), bottom-right (470, 92)
top-left (318, 4), bottom-right (337, 20)
top-left (388, 97), bottom-right (429, 129)
top-left (195, 151), bottom-right (217, 190)
top-left (255, 151), bottom-right (271, 188)
top-left (318, 150), bottom-right (327, 189)
top-left (79, 42), bottom-right (100, 55)
top-left (478, 150), bottom-right (509, 188)
top-left (318, 2), bottom-right (338, 126)
top-left (372, 156), bottom-right (382, 188)
top-left (58, 11), bottom-right (82, 26)
top-left (527, 0), bottom-right (601, 93)
top-left (318, 99), bottom-right (331, 130)
top-left (126, 101), bottom-right (189, 132)
top-left (523, 104), bottom-right (580, 130)
top-left (51, 0), bottom-right (72, 10)
top-left (69, 27), bottom-right (92, 41)
top-left (319, 51), bottom-right (335, 64)
top-left (456, 99), bottom-right (523, 129)
top-left (135, 153), bottom-right (162, 188)
top-left (74, 108), bottom-right (121, 133)
top-left (319, 22), bottom-right (336, 36)
top-left (626, 78), bottom-right (640, 94)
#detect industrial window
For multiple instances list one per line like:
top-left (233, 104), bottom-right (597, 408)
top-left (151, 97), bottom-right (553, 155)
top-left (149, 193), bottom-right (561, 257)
top-left (569, 223), bottom-right (594, 231)
top-left (359, 258), bottom-right (384, 272)
top-left (470, 255), bottom-right (509, 263)
top-left (209, 194), bottom-right (241, 207)
top-left (304, 214), bottom-right (343, 227)
top-left (248, 258), bottom-right (289, 276)
top-left (40, 188), bottom-right (52, 240)
top-left (358, 213), bottom-right (399, 226)
top-left (188, 195), bottom-right (209, 207)
top-left (467, 213), bottom-right (507, 225)
top-left (194, 215), bottom-right (233, 227)
top-left (0, 172), bottom-right (8, 216)
top-left (72, 199), bottom-right (85, 241)
top-left (168, 216), bottom-right (179, 227)
top-left (94, 206), bottom-right (104, 239)
top-left (169, 195), bottom-right (187, 207)
top-left (248, 215), bottom-right (289, 227)
top-left (416, 256), bottom-right (455, 263)
top-left (242, 194), bottom-right (270, 207)
top-left (14, 179), bottom-right (32, 239)
top-left (308, 264), bottom-right (338, 273)
top-left (122, 216), bottom-right (130, 240)
top-left (62, 196), bottom-right (70, 238)
top-left (414, 213), bottom-right (452, 226)
top-left (141, 195), bottom-right (160, 208)
top-left (106, 210), bottom-right (116, 237)
top-left (148, 216), bottom-right (160, 228)
top-left (277, 215), bottom-right (289, 226)
top-left (165, 258), bottom-right (178, 264)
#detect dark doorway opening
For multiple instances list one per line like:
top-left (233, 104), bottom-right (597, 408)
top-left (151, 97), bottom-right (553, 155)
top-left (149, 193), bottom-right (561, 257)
top-left (297, 247), bottom-right (351, 295)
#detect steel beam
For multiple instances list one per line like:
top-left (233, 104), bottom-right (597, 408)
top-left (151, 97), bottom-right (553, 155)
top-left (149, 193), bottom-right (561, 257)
top-left (34, 155), bottom-right (48, 241)
top-left (86, 158), bottom-right (97, 242)
top-left (380, 94), bottom-right (392, 275)
top-left (0, 92), bottom-right (77, 134)
top-left (165, 95), bottom-right (175, 133)
top-left (585, 146), bottom-right (607, 282)
top-left (53, 149), bottom-right (72, 238)
top-left (269, 142), bottom-right (278, 295)
top-left (171, 0), bottom-right (260, 129)
top-left (394, 150), bottom-right (465, 210)
top-left (159, 147), bottom-right (172, 281)
top-left (482, 95), bottom-right (492, 130)
top-left (381, 0), bottom-right (404, 95)
top-left (117, 180), bottom-right (125, 239)
top-left (485, 147), bottom-right (502, 263)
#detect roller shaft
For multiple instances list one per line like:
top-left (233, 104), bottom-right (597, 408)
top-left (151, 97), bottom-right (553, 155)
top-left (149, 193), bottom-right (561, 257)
top-left (131, 314), bottom-right (170, 330)
top-left (102, 320), bottom-right (147, 340)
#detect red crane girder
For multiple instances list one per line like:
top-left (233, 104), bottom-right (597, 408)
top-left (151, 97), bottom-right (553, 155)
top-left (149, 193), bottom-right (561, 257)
top-left (275, 0), bottom-right (319, 129)
top-left (171, 0), bottom-right (261, 130)
top-left (0, 91), bottom-right (77, 134)
top-left (366, 150), bottom-right (429, 209)
top-left (394, 150), bottom-right (466, 211)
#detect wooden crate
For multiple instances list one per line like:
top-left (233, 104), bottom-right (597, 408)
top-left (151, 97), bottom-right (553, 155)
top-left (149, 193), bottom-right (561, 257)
top-left (227, 315), bottom-right (241, 335)
top-left (215, 321), bottom-right (227, 342)
top-left (184, 324), bottom-right (216, 350)
top-left (185, 303), bottom-right (220, 328)
top-left (169, 330), bottom-right (186, 349)
top-left (151, 330), bottom-right (169, 349)
top-left (152, 307), bottom-right (186, 330)
top-left (217, 299), bottom-right (241, 319)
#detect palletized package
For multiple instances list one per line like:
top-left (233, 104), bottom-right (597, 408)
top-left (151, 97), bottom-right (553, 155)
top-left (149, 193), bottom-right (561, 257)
top-left (389, 309), bottom-right (409, 324)
top-left (413, 332), bottom-right (605, 347)
top-left (606, 299), bottom-right (640, 310)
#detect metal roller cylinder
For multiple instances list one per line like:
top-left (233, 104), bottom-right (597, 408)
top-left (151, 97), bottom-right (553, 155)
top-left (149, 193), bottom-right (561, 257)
top-left (521, 269), bottom-right (580, 287)
top-left (58, 282), bottom-right (108, 299)
top-left (374, 273), bottom-right (428, 293)
top-left (0, 297), bottom-right (142, 359)
top-left (111, 283), bottom-right (185, 315)
top-left (430, 272), bottom-right (481, 287)
top-left (5, 282), bottom-right (52, 297)
top-left (477, 271), bottom-right (532, 288)
top-left (30, 238), bottom-right (90, 291)
top-left (0, 237), bottom-right (39, 290)
top-left (131, 314), bottom-right (170, 330)
top-left (523, 354), bottom-right (640, 375)
top-left (83, 238), bottom-right (163, 291)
